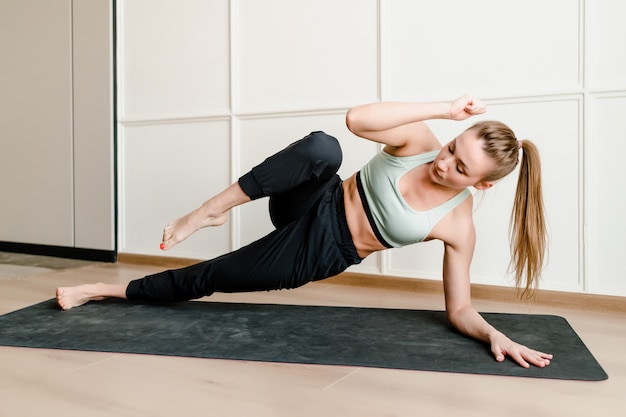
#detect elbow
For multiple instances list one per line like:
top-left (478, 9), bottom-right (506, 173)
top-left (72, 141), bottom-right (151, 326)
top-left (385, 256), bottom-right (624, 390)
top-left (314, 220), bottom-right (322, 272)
top-left (445, 304), bottom-right (471, 328)
top-left (345, 107), bottom-right (366, 135)
top-left (445, 309), bottom-right (460, 327)
top-left (345, 108), bottom-right (357, 134)
top-left (445, 308), bottom-right (469, 336)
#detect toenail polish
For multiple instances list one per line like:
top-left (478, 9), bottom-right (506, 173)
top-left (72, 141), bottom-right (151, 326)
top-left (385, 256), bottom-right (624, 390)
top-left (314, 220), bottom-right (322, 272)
top-left (160, 243), bottom-right (165, 250)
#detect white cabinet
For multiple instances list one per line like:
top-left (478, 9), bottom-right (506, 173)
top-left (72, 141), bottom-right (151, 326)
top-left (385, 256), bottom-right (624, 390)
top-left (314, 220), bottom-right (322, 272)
top-left (0, 0), bottom-right (115, 258)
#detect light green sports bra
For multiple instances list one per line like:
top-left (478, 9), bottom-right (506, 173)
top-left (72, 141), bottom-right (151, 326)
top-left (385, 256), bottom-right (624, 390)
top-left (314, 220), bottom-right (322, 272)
top-left (356, 150), bottom-right (471, 248)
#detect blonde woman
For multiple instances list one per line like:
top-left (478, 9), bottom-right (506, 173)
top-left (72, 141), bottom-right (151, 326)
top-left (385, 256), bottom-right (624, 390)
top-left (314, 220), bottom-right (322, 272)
top-left (57, 94), bottom-right (552, 368)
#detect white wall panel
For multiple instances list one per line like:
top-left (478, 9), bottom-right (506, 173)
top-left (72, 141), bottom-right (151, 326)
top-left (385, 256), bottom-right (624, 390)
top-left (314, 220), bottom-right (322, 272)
top-left (0, 0), bottom-right (74, 246)
top-left (236, 0), bottom-right (378, 112)
top-left (238, 114), bottom-right (379, 272)
top-left (586, 95), bottom-right (626, 296)
top-left (386, 240), bottom-right (444, 281)
top-left (120, 121), bottom-right (231, 260)
top-left (382, 0), bottom-right (580, 101)
top-left (586, 1), bottom-right (626, 90)
top-left (388, 99), bottom-right (580, 291)
top-left (120, 0), bottom-right (230, 119)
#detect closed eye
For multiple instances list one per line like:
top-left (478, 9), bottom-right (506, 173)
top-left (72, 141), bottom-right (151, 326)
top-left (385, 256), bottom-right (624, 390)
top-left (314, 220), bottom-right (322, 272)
top-left (449, 140), bottom-right (468, 174)
top-left (448, 143), bottom-right (464, 173)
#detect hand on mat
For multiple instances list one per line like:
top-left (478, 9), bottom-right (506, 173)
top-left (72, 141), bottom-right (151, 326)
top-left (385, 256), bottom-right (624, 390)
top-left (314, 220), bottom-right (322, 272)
top-left (491, 333), bottom-right (553, 368)
top-left (449, 93), bottom-right (487, 121)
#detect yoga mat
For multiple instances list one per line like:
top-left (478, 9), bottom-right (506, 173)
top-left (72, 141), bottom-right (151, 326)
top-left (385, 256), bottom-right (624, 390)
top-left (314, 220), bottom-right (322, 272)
top-left (0, 299), bottom-right (607, 381)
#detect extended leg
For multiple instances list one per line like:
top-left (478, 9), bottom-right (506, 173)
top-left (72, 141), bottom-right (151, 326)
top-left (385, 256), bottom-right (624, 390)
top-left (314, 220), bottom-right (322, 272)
top-left (128, 180), bottom-right (351, 303)
top-left (56, 283), bottom-right (127, 310)
top-left (56, 176), bottom-right (360, 309)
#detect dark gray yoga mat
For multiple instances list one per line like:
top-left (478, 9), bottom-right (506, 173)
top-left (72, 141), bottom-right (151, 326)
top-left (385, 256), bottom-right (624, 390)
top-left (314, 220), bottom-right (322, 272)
top-left (0, 299), bottom-right (607, 380)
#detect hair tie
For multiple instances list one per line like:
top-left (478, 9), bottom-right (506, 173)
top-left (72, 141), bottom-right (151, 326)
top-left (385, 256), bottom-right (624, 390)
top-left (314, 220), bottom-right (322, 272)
top-left (517, 140), bottom-right (523, 150)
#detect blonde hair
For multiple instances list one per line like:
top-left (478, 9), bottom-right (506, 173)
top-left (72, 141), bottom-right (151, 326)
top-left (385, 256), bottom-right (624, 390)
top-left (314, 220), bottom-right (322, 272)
top-left (469, 121), bottom-right (546, 297)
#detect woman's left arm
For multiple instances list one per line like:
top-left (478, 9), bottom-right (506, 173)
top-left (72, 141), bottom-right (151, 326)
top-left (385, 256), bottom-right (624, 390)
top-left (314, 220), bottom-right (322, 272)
top-left (441, 219), bottom-right (553, 368)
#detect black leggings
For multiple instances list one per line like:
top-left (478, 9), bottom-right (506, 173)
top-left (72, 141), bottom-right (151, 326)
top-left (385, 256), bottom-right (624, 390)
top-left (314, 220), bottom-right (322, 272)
top-left (126, 131), bottom-right (363, 302)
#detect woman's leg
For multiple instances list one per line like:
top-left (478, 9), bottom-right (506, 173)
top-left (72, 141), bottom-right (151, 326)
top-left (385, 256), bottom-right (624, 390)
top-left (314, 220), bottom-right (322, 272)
top-left (56, 283), bottom-right (127, 310)
top-left (160, 182), bottom-right (250, 251)
top-left (56, 131), bottom-right (344, 309)
top-left (58, 224), bottom-right (300, 310)
top-left (58, 182), bottom-right (251, 309)
top-left (56, 180), bottom-right (354, 310)
top-left (126, 179), bottom-right (351, 304)
top-left (240, 131), bottom-right (343, 228)
top-left (161, 131), bottom-right (341, 249)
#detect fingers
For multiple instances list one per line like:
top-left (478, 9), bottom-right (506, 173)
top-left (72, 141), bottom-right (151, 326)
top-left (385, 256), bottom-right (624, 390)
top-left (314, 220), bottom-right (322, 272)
top-left (491, 345), bottom-right (506, 363)
top-left (491, 333), bottom-right (552, 368)
top-left (464, 96), bottom-right (487, 115)
top-left (499, 351), bottom-right (531, 368)
top-left (450, 93), bottom-right (487, 120)
top-left (507, 349), bottom-right (530, 368)
top-left (524, 351), bottom-right (553, 368)
top-left (493, 345), bottom-right (554, 368)
top-left (467, 101), bottom-right (487, 115)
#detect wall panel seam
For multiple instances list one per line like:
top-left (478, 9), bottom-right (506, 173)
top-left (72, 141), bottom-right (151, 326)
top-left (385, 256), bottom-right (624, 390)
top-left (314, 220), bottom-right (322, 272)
top-left (578, 94), bottom-right (586, 291)
top-left (230, 0), bottom-right (241, 251)
top-left (115, 0), bottom-right (126, 253)
top-left (119, 115), bottom-right (232, 127)
top-left (70, 0), bottom-right (76, 247)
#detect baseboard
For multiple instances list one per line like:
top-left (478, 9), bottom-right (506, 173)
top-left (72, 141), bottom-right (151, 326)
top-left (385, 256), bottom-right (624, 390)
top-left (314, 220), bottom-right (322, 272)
top-left (117, 253), bottom-right (199, 269)
top-left (330, 272), bottom-right (626, 314)
top-left (0, 242), bottom-right (116, 263)
top-left (117, 253), bottom-right (626, 314)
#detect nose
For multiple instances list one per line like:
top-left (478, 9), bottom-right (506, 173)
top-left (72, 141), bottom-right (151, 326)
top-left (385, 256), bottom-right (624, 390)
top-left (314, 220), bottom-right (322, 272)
top-left (436, 158), bottom-right (448, 172)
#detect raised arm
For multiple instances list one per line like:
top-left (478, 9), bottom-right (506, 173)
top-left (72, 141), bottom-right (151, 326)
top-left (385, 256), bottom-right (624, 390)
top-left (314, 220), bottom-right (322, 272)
top-left (440, 213), bottom-right (553, 368)
top-left (345, 94), bottom-right (487, 153)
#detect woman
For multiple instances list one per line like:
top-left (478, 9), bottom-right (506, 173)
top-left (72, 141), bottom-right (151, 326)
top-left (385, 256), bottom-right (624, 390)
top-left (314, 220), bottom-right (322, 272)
top-left (57, 94), bottom-right (552, 368)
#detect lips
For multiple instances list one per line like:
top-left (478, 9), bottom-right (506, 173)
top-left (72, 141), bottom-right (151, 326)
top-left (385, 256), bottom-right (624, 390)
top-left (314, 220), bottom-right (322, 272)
top-left (432, 162), bottom-right (442, 180)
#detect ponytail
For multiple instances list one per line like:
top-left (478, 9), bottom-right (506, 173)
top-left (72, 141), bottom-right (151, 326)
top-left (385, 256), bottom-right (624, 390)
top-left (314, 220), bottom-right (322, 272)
top-left (469, 121), bottom-right (547, 297)
top-left (509, 140), bottom-right (546, 298)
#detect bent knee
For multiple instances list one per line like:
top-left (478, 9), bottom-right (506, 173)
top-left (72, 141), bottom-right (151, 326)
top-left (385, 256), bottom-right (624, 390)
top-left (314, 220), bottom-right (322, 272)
top-left (304, 131), bottom-right (343, 172)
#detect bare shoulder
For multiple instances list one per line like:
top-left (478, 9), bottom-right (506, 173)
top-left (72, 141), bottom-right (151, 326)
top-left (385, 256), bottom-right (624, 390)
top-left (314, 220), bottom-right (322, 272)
top-left (427, 193), bottom-right (476, 250)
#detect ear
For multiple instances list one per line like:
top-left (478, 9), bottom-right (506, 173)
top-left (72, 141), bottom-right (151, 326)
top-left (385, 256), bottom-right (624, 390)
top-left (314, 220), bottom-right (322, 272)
top-left (474, 181), bottom-right (494, 190)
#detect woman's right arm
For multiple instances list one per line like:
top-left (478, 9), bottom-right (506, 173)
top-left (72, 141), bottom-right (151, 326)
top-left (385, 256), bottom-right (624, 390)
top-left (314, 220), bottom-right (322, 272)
top-left (345, 94), bottom-right (487, 153)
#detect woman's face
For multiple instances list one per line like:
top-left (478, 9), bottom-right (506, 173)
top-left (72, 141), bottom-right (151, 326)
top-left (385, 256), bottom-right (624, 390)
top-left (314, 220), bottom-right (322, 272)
top-left (430, 129), bottom-right (495, 190)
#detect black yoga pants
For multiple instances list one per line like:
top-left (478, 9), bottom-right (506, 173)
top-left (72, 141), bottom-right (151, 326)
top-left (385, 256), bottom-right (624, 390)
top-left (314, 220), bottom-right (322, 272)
top-left (126, 131), bottom-right (363, 302)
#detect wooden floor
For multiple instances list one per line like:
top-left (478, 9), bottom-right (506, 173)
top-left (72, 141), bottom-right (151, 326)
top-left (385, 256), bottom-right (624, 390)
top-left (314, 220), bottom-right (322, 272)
top-left (0, 259), bottom-right (624, 417)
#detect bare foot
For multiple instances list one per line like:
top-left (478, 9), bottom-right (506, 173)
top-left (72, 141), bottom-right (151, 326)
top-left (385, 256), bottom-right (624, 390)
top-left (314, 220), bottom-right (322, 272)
top-left (160, 182), bottom-right (251, 250)
top-left (56, 285), bottom-right (107, 310)
top-left (160, 204), bottom-right (228, 251)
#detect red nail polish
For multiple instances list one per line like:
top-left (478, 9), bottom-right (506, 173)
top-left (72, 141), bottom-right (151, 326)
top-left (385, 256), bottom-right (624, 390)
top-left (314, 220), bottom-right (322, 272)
top-left (160, 243), bottom-right (165, 250)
